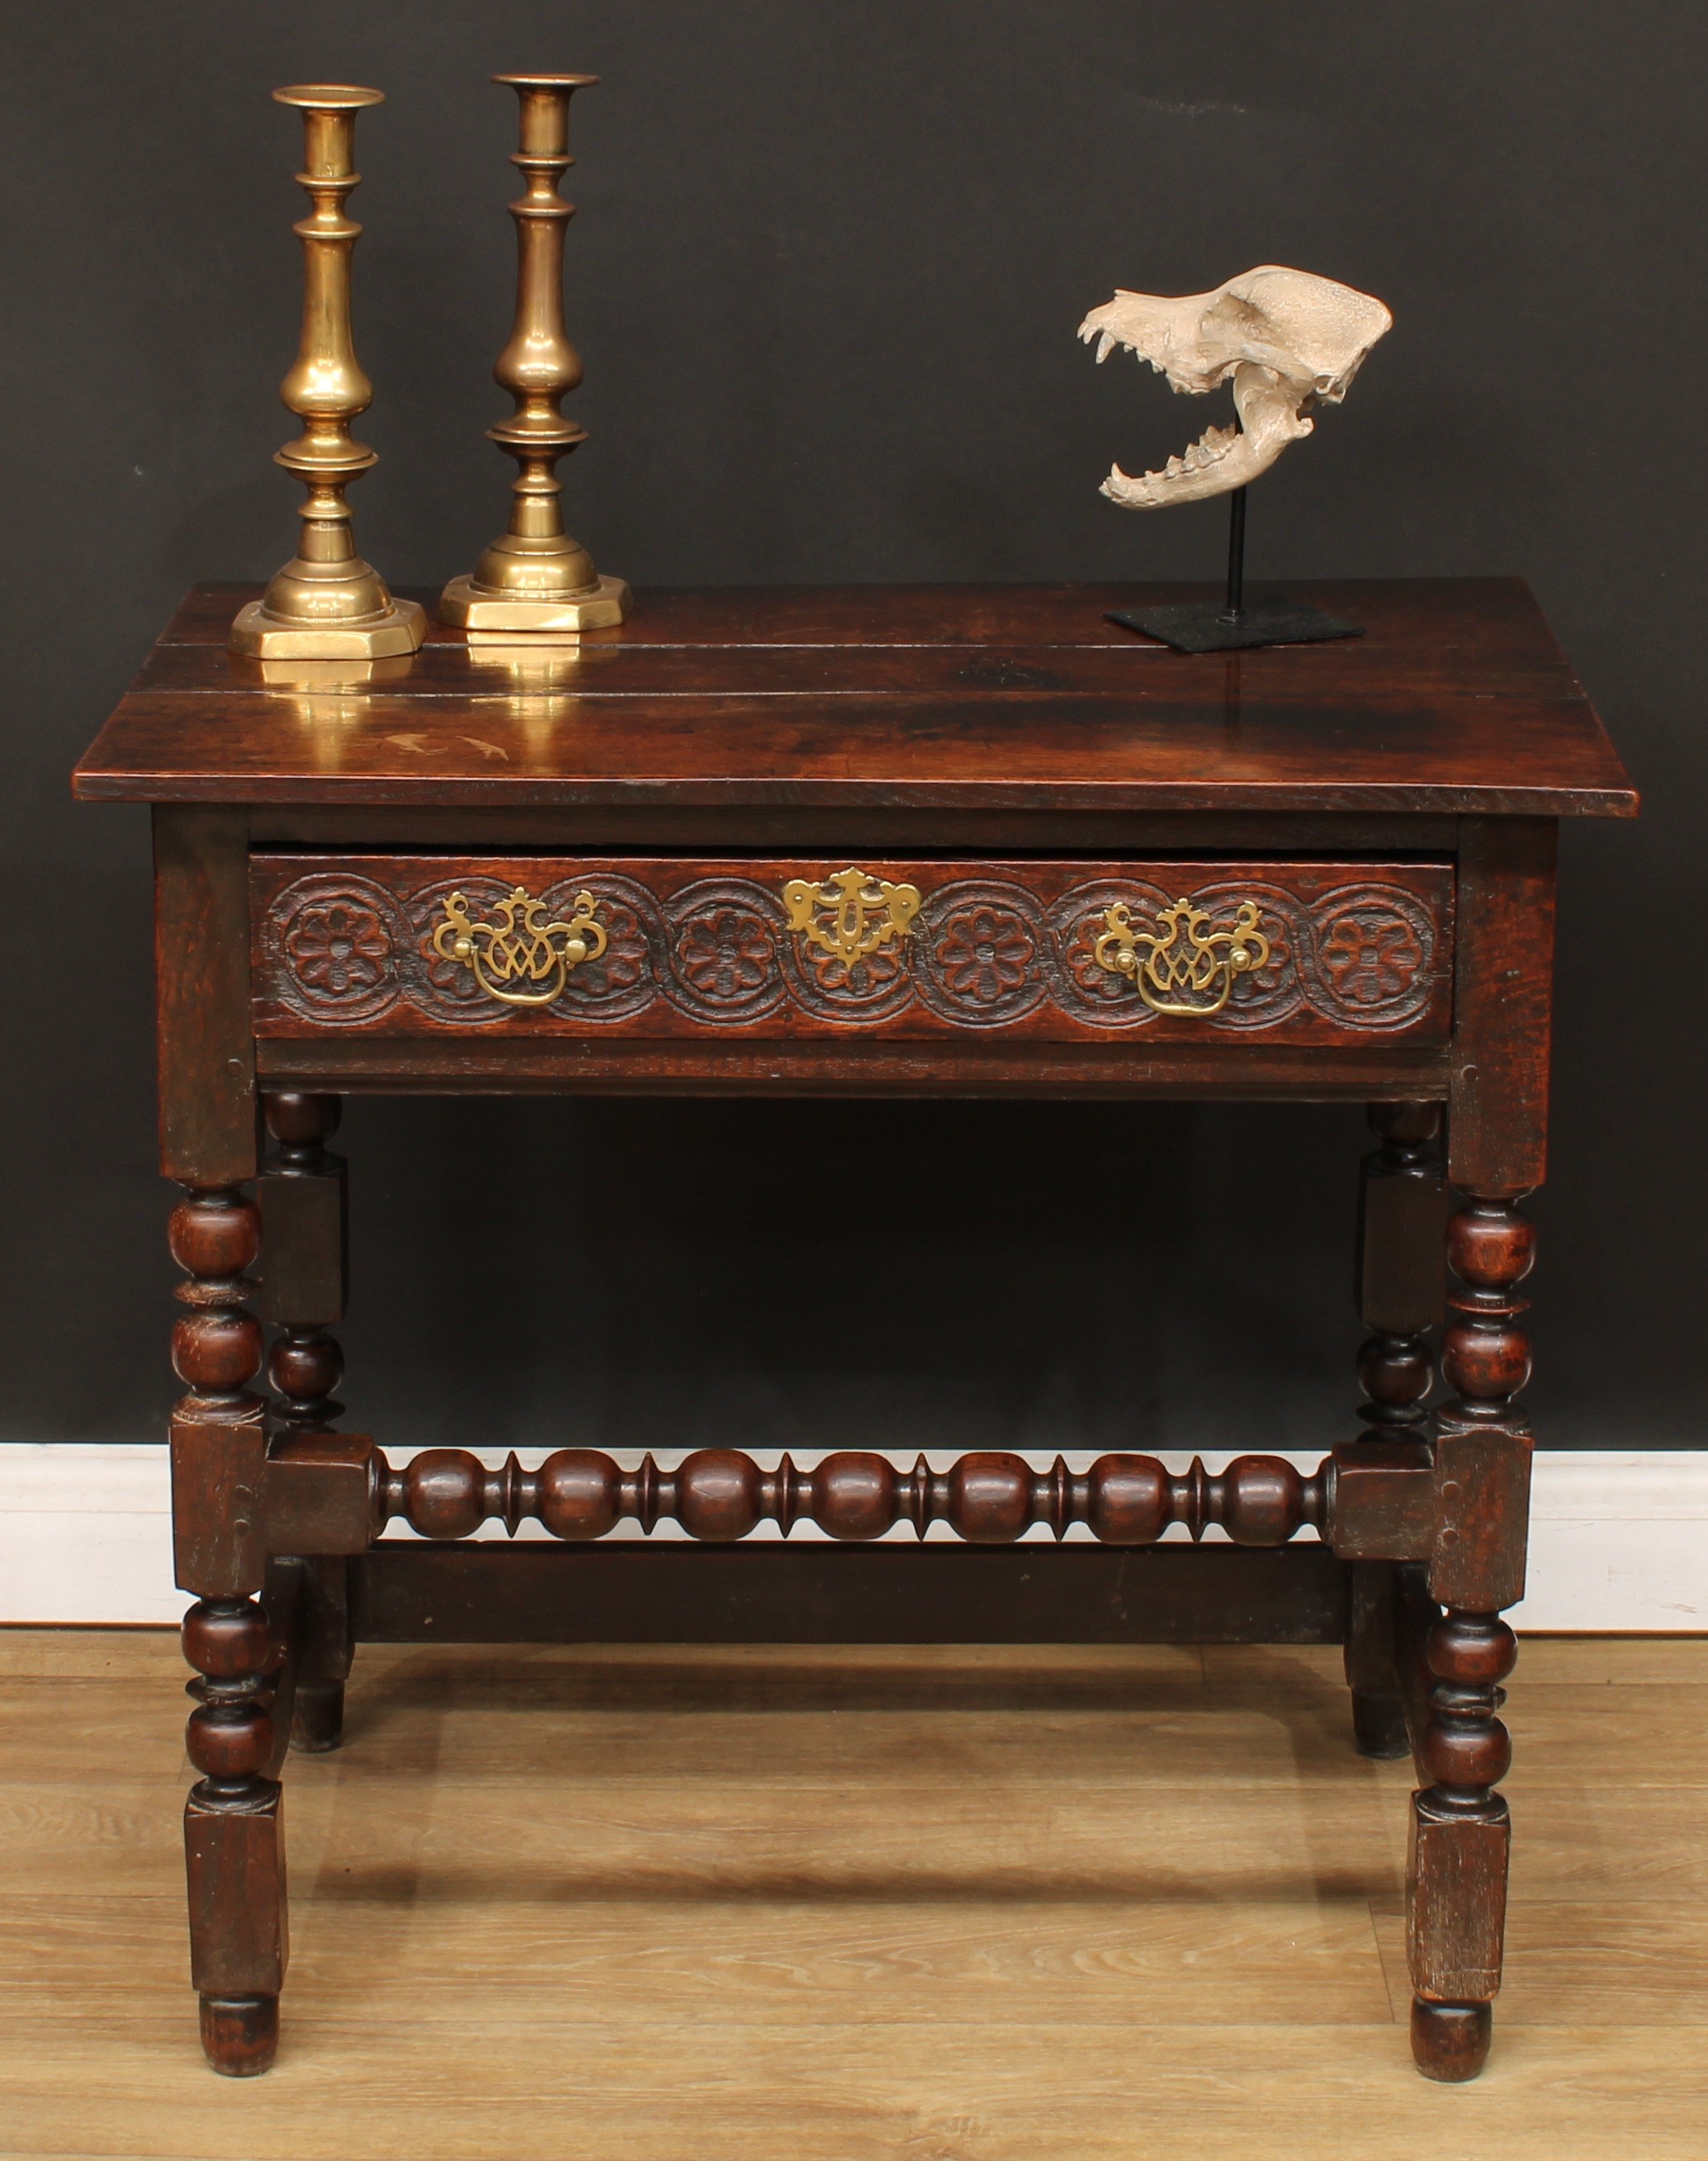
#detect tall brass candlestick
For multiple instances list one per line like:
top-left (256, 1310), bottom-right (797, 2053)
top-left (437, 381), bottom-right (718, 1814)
top-left (231, 85), bottom-right (425, 659)
top-left (439, 73), bottom-right (629, 638)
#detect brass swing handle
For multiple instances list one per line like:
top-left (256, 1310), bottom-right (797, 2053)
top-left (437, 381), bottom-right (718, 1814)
top-left (432, 885), bottom-right (607, 1007)
top-left (1092, 897), bottom-right (1270, 1017)
top-left (782, 867), bottom-right (922, 965)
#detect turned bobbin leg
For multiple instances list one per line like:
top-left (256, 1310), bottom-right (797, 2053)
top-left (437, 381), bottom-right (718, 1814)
top-left (1407, 1189), bottom-right (1534, 2081)
top-left (258, 1092), bottom-right (352, 1753)
top-left (1347, 1102), bottom-right (1449, 1758)
top-left (170, 1187), bottom-right (286, 2075)
top-left (154, 803), bottom-right (296, 2072)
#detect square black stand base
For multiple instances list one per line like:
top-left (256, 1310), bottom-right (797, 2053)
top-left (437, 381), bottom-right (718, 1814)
top-left (1107, 598), bottom-right (1364, 654)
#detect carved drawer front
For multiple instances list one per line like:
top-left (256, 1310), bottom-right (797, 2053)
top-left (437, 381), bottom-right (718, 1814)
top-left (250, 854), bottom-right (1455, 1045)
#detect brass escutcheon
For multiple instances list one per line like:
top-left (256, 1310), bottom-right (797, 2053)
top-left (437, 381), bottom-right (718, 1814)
top-left (1092, 896), bottom-right (1270, 1017)
top-left (782, 867), bottom-right (923, 967)
top-left (433, 885), bottom-right (608, 1006)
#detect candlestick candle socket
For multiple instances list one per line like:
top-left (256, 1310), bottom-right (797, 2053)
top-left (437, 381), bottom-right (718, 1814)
top-left (230, 87), bottom-right (425, 660)
top-left (439, 73), bottom-right (628, 641)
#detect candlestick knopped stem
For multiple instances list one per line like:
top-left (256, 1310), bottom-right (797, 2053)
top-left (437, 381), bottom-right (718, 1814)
top-left (232, 83), bottom-right (424, 660)
top-left (440, 72), bottom-right (628, 640)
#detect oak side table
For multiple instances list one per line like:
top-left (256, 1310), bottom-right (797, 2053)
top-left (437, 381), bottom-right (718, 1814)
top-left (74, 578), bottom-right (1635, 2080)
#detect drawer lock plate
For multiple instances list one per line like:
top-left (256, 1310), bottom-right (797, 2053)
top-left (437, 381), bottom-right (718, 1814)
top-left (781, 867), bottom-right (923, 968)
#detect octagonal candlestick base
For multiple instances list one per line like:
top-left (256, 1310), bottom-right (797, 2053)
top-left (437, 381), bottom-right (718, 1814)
top-left (230, 597), bottom-right (427, 661)
top-left (438, 571), bottom-right (630, 642)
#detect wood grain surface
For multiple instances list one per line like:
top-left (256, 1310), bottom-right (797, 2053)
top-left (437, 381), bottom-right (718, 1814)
top-left (152, 808), bottom-right (254, 1187)
top-left (73, 581), bottom-right (1637, 817)
top-left (2, 1630), bottom-right (1706, 2159)
top-left (252, 1027), bottom-right (1455, 1099)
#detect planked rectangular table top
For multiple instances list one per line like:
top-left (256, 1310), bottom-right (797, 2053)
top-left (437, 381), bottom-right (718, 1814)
top-left (73, 579), bottom-right (1636, 818)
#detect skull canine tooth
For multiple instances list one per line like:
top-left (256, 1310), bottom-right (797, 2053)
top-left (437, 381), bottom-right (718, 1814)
top-left (1080, 264), bottom-right (1392, 509)
top-left (1095, 329), bottom-right (1115, 363)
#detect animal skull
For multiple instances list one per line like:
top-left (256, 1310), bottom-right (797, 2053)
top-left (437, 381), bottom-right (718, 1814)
top-left (1078, 265), bottom-right (1392, 509)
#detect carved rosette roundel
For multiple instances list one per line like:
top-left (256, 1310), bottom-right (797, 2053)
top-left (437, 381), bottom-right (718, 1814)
top-left (408, 873), bottom-right (513, 1015)
top-left (271, 874), bottom-right (405, 1023)
top-left (289, 904), bottom-right (389, 996)
top-left (1187, 882), bottom-right (1305, 1029)
top-left (403, 875), bottom-right (664, 1025)
top-left (537, 877), bottom-right (663, 1022)
top-left (782, 933), bottom-right (913, 1021)
top-left (664, 880), bottom-right (785, 1023)
top-left (1303, 886), bottom-right (1436, 1028)
top-left (1047, 881), bottom-right (1174, 1027)
top-left (1058, 880), bottom-right (1315, 1028)
top-left (914, 881), bottom-right (1048, 1026)
top-left (405, 878), bottom-right (523, 1024)
top-left (774, 866), bottom-right (921, 1022)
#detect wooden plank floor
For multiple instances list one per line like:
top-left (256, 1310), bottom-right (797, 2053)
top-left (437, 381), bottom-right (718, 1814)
top-left (2, 1632), bottom-right (1707, 2160)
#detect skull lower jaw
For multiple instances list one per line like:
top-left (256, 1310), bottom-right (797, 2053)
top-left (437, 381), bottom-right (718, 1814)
top-left (1101, 363), bottom-right (1315, 510)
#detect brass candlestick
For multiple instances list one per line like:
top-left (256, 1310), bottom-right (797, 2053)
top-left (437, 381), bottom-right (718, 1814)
top-left (231, 85), bottom-right (425, 660)
top-left (439, 73), bottom-right (629, 639)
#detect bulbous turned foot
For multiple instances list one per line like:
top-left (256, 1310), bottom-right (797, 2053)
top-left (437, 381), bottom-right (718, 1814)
top-left (291, 1680), bottom-right (345, 1753)
top-left (1410, 1997), bottom-right (1492, 2081)
top-left (200, 1993), bottom-right (279, 2075)
top-left (1351, 1688), bottom-right (1411, 1759)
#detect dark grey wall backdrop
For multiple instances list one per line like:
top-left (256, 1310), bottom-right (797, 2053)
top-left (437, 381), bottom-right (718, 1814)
top-left (2, 2), bottom-right (1700, 1455)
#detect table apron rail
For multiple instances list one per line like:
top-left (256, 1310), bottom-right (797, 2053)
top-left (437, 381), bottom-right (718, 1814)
top-left (253, 1035), bottom-right (1455, 1097)
top-left (249, 852), bottom-right (1457, 1050)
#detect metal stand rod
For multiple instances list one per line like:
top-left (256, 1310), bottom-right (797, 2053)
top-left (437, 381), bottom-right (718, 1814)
top-left (1102, 473), bottom-right (1360, 652)
top-left (1221, 486), bottom-right (1247, 624)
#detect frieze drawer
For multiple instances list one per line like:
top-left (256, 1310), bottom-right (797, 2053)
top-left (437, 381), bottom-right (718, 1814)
top-left (249, 854), bottom-right (1455, 1045)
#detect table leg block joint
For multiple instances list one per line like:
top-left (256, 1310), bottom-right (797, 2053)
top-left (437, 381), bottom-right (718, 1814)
top-left (1408, 1800), bottom-right (1511, 2007)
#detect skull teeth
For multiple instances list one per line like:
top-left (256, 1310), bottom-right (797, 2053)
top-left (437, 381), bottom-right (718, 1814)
top-left (1079, 323), bottom-right (1168, 375)
top-left (1127, 423), bottom-right (1240, 489)
top-left (1081, 316), bottom-right (1242, 491)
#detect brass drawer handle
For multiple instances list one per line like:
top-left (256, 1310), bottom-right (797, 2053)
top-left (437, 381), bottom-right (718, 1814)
top-left (782, 867), bottom-right (922, 966)
top-left (1092, 896), bottom-right (1270, 1017)
top-left (433, 885), bottom-right (608, 1007)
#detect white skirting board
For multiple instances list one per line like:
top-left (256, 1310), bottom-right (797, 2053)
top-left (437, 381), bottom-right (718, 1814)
top-left (1, 1444), bottom-right (1703, 1631)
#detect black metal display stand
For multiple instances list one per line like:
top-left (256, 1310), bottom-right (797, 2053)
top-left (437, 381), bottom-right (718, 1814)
top-left (1106, 486), bottom-right (1365, 653)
